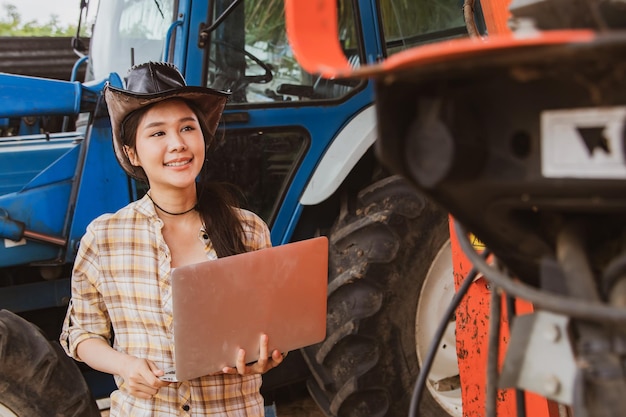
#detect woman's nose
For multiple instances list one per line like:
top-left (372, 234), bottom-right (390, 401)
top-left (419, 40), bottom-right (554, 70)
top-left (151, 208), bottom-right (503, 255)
top-left (168, 133), bottom-right (187, 151)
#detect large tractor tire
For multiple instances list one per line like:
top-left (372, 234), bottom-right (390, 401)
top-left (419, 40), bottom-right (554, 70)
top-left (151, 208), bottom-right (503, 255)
top-left (302, 176), bottom-right (461, 417)
top-left (0, 309), bottom-right (100, 417)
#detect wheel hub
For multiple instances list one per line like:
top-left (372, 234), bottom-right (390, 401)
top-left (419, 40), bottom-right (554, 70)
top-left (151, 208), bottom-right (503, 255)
top-left (415, 240), bottom-right (463, 417)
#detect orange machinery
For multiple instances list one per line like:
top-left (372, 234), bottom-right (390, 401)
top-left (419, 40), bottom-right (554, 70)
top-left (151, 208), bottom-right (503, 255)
top-left (284, 0), bottom-right (626, 416)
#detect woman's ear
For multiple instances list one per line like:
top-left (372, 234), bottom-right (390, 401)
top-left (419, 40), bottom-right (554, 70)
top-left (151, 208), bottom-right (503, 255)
top-left (124, 145), bottom-right (140, 166)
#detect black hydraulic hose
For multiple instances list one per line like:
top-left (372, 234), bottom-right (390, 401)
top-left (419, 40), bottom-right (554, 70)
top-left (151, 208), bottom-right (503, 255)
top-left (486, 284), bottom-right (501, 417)
top-left (453, 221), bottom-right (626, 323)
top-left (409, 249), bottom-right (491, 417)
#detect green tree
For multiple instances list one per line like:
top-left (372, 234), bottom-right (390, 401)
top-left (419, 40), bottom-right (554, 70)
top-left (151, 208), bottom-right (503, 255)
top-left (0, 3), bottom-right (78, 36)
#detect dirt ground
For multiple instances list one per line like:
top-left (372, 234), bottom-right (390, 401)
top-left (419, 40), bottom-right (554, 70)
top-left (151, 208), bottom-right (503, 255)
top-left (99, 383), bottom-right (326, 417)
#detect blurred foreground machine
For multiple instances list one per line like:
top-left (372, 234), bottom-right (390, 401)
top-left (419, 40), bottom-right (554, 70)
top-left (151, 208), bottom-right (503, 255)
top-left (285, 0), bottom-right (626, 415)
top-left (0, 1), bottom-right (491, 416)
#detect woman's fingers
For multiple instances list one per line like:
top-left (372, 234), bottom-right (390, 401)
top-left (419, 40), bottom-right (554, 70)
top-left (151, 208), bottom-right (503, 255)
top-left (256, 334), bottom-right (269, 368)
top-left (147, 360), bottom-right (171, 388)
top-left (235, 346), bottom-right (248, 374)
top-left (271, 348), bottom-right (285, 365)
top-left (123, 357), bottom-right (170, 398)
top-left (228, 334), bottom-right (285, 375)
top-left (129, 383), bottom-right (159, 399)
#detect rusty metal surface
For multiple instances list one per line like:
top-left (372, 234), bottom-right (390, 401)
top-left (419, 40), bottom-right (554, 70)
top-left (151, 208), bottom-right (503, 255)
top-left (449, 222), bottom-right (559, 417)
top-left (0, 36), bottom-right (88, 80)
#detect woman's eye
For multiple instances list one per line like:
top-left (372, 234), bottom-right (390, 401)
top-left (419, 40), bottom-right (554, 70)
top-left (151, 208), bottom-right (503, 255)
top-left (181, 126), bottom-right (195, 132)
top-left (150, 131), bottom-right (165, 137)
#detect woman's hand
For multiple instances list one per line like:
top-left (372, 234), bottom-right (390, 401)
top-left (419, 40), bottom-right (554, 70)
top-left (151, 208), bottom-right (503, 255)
top-left (222, 334), bottom-right (285, 375)
top-left (120, 356), bottom-right (171, 399)
top-left (76, 338), bottom-right (170, 399)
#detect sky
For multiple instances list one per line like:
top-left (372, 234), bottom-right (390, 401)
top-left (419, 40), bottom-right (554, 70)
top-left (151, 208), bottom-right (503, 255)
top-left (4, 0), bottom-right (81, 26)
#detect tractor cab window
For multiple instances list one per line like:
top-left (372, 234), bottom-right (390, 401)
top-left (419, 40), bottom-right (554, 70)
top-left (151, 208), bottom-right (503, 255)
top-left (205, 0), bottom-right (362, 104)
top-left (89, 0), bottom-right (177, 81)
top-left (380, 0), bottom-right (468, 55)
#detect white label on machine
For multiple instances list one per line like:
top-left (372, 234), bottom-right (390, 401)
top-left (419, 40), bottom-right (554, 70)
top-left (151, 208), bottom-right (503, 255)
top-left (4, 238), bottom-right (26, 248)
top-left (541, 106), bottom-right (626, 179)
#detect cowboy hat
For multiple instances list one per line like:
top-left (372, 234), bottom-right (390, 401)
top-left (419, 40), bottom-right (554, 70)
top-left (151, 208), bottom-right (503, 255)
top-left (104, 61), bottom-right (230, 180)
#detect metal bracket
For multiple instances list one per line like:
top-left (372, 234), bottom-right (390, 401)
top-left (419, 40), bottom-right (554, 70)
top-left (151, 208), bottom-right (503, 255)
top-left (499, 310), bottom-right (577, 405)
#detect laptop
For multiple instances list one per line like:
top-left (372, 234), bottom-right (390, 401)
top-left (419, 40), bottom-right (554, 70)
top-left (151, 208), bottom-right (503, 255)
top-left (162, 236), bottom-right (328, 382)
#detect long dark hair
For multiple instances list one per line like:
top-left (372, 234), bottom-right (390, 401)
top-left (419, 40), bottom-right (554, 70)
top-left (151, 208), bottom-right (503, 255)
top-left (121, 98), bottom-right (246, 258)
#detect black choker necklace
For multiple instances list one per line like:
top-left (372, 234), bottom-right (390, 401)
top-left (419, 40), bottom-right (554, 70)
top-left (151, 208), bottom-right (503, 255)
top-left (147, 193), bottom-right (197, 216)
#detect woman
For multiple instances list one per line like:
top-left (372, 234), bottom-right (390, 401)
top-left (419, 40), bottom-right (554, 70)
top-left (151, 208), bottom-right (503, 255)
top-left (60, 62), bottom-right (284, 416)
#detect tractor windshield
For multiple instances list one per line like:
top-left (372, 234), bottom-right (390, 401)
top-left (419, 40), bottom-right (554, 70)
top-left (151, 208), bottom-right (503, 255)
top-left (380, 0), bottom-right (469, 54)
top-left (205, 0), bottom-right (361, 104)
top-left (89, 0), bottom-right (178, 81)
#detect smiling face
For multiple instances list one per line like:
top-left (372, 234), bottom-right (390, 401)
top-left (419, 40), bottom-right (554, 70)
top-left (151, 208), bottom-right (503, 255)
top-left (124, 99), bottom-right (206, 192)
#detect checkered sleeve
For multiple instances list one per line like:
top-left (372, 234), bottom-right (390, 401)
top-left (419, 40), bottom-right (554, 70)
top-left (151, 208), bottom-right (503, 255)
top-left (238, 209), bottom-right (272, 251)
top-left (60, 220), bottom-right (112, 360)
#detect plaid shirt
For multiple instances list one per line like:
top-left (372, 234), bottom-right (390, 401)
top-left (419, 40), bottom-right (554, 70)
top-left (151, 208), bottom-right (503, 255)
top-left (60, 194), bottom-right (271, 416)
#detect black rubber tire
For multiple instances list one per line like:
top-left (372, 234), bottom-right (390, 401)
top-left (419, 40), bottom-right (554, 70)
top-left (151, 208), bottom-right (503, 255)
top-left (0, 309), bottom-right (101, 417)
top-left (301, 175), bottom-right (452, 417)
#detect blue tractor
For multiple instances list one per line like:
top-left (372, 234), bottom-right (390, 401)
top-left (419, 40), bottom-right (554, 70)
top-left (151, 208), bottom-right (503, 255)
top-left (0, 1), bottom-right (480, 416)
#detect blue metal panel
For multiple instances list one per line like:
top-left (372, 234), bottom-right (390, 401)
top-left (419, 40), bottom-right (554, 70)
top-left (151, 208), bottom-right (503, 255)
top-left (0, 181), bottom-right (72, 266)
top-left (0, 135), bottom-right (79, 195)
top-left (0, 74), bottom-right (82, 117)
top-left (181, 0), bottom-right (206, 83)
top-left (276, 203), bottom-right (304, 246)
top-left (0, 279), bottom-right (70, 313)
top-left (0, 132), bottom-right (82, 266)
top-left (8, 180), bottom-right (71, 235)
top-left (66, 114), bottom-right (133, 262)
top-left (22, 141), bottom-right (81, 191)
top-left (0, 74), bottom-right (107, 120)
top-left (0, 215), bottom-right (23, 241)
top-left (360, 0), bottom-right (386, 64)
top-left (103, 72), bottom-right (124, 90)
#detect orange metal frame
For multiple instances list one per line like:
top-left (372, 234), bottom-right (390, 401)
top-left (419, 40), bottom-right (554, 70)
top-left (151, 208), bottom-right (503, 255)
top-left (284, 0), bottom-right (593, 80)
top-left (449, 219), bottom-right (559, 416)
